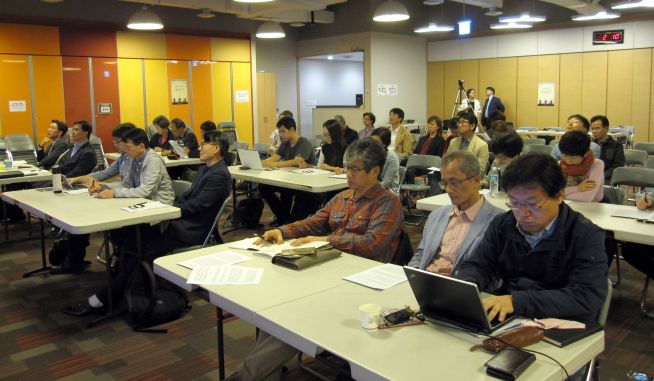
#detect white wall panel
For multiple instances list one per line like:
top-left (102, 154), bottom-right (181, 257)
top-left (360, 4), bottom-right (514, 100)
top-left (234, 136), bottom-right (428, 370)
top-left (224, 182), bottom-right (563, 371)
top-left (498, 32), bottom-right (537, 57)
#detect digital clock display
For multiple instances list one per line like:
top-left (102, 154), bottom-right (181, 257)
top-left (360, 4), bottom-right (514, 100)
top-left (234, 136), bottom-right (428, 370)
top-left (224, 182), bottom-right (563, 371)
top-left (593, 30), bottom-right (624, 45)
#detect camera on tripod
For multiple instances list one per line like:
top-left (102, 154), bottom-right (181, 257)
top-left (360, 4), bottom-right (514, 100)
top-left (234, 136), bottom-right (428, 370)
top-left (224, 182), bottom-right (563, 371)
top-left (458, 79), bottom-right (465, 89)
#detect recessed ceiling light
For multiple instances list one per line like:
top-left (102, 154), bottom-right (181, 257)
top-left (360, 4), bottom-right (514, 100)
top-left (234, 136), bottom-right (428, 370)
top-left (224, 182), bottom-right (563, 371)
top-left (499, 13), bottom-right (546, 23)
top-left (491, 22), bottom-right (533, 29)
top-left (611, 0), bottom-right (654, 8)
top-left (373, 0), bottom-right (410, 22)
top-left (197, 9), bottom-right (215, 19)
top-left (414, 23), bottom-right (455, 33)
top-left (572, 11), bottom-right (620, 21)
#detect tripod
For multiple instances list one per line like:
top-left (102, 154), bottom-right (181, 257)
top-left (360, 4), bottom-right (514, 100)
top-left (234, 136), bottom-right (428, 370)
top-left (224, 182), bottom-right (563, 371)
top-left (450, 80), bottom-right (469, 119)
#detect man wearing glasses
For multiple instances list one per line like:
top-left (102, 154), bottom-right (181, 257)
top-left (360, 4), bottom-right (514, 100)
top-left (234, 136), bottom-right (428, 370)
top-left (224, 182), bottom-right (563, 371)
top-left (56, 120), bottom-right (97, 178)
top-left (456, 154), bottom-right (608, 324)
top-left (227, 138), bottom-right (403, 381)
top-left (408, 151), bottom-right (502, 275)
top-left (447, 111), bottom-right (489, 172)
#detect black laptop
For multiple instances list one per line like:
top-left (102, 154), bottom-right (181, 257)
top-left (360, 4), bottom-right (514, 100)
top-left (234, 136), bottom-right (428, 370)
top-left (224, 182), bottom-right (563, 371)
top-left (404, 267), bottom-right (516, 334)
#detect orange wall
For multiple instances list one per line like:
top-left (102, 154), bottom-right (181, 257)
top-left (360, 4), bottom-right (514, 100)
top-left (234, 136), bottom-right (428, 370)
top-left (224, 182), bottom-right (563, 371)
top-left (92, 58), bottom-right (121, 145)
top-left (0, 55), bottom-right (32, 137)
top-left (62, 56), bottom-right (92, 126)
top-left (32, 56), bottom-right (65, 142)
top-left (0, 24), bottom-right (59, 55)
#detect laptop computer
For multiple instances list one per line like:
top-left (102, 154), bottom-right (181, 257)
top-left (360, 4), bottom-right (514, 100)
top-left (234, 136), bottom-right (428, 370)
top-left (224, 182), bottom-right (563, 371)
top-left (404, 266), bottom-right (516, 334)
top-left (237, 148), bottom-right (276, 171)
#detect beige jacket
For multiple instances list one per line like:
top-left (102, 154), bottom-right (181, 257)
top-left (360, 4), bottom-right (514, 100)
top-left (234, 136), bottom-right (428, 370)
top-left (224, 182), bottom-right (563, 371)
top-left (448, 134), bottom-right (490, 172)
top-left (391, 124), bottom-right (414, 159)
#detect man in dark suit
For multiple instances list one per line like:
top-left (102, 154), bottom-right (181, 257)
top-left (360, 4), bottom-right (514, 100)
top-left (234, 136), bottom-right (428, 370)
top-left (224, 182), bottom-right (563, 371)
top-left (37, 120), bottom-right (70, 169)
top-left (481, 87), bottom-right (505, 135)
top-left (57, 120), bottom-right (97, 178)
top-left (170, 118), bottom-right (199, 158)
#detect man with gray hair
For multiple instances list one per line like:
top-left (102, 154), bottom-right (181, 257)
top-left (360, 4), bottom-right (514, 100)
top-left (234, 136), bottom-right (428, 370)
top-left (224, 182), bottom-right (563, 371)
top-left (227, 138), bottom-right (404, 381)
top-left (409, 151), bottom-right (503, 274)
top-left (335, 114), bottom-right (359, 146)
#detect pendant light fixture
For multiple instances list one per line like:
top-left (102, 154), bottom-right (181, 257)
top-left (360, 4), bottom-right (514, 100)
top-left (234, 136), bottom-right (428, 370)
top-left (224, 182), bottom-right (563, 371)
top-left (572, 11), bottom-right (620, 21)
top-left (611, 0), bottom-right (654, 8)
top-left (415, 3), bottom-right (453, 33)
top-left (127, 6), bottom-right (164, 30)
top-left (373, 0), bottom-right (410, 22)
top-left (498, 12), bottom-right (546, 23)
top-left (256, 22), bottom-right (285, 39)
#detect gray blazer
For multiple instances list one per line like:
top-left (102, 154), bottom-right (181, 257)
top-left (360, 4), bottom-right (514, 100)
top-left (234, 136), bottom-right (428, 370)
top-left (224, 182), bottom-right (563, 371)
top-left (109, 149), bottom-right (174, 205)
top-left (408, 198), bottom-right (503, 273)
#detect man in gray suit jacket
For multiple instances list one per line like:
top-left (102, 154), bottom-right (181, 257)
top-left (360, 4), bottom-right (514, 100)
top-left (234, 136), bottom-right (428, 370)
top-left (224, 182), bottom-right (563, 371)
top-left (37, 120), bottom-right (69, 169)
top-left (409, 151), bottom-right (502, 275)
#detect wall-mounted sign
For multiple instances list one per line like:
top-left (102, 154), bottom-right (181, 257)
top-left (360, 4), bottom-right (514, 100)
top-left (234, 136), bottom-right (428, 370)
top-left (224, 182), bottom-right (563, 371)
top-left (8, 100), bottom-right (26, 112)
top-left (235, 90), bottom-right (249, 103)
top-left (377, 84), bottom-right (398, 96)
top-left (537, 83), bottom-right (555, 106)
top-left (593, 30), bottom-right (624, 45)
top-left (171, 80), bottom-right (188, 104)
top-left (98, 103), bottom-right (112, 114)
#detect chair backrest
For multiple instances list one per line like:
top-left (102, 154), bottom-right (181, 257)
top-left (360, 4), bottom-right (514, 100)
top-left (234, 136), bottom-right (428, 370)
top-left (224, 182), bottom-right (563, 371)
top-left (610, 167), bottom-right (654, 188)
top-left (646, 159), bottom-right (654, 170)
top-left (202, 196), bottom-right (232, 247)
top-left (623, 149), bottom-right (648, 166)
top-left (522, 138), bottom-right (546, 145)
top-left (222, 129), bottom-right (238, 147)
top-left (5, 134), bottom-right (32, 144)
top-left (391, 230), bottom-right (414, 266)
top-left (254, 143), bottom-right (270, 158)
top-left (598, 279), bottom-right (613, 326)
top-left (232, 141), bottom-right (249, 151)
top-left (396, 166), bottom-right (407, 194)
top-left (634, 142), bottom-right (654, 156)
top-left (522, 144), bottom-right (552, 156)
top-left (6, 139), bottom-right (35, 151)
top-left (309, 138), bottom-right (322, 149)
top-left (548, 139), bottom-right (558, 147)
top-left (171, 180), bottom-right (192, 198)
top-left (601, 185), bottom-right (625, 205)
top-left (89, 135), bottom-right (108, 169)
top-left (7, 149), bottom-right (38, 166)
top-left (219, 121), bottom-right (236, 130)
top-left (405, 154), bottom-right (441, 170)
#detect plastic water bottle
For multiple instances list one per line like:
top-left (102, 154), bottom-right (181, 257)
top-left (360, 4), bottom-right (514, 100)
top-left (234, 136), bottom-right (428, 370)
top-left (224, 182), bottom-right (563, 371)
top-left (489, 165), bottom-right (499, 197)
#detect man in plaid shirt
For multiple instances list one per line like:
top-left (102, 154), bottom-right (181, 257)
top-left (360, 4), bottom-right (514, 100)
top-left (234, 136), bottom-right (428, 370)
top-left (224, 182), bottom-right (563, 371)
top-left (227, 138), bottom-right (404, 381)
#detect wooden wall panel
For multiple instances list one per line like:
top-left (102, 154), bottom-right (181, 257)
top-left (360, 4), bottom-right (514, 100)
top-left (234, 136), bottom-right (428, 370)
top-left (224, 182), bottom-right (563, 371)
top-left (0, 55), bottom-right (32, 137)
top-left (607, 50), bottom-right (633, 127)
top-left (517, 56), bottom-right (537, 128)
top-left (581, 52), bottom-right (608, 118)
top-left (493, 57), bottom-right (518, 123)
top-left (32, 56), bottom-right (65, 142)
top-left (427, 62), bottom-right (444, 120)
top-left (0, 24), bottom-right (59, 55)
top-left (62, 57), bottom-right (92, 126)
top-left (232, 62), bottom-right (253, 145)
top-left (211, 62), bottom-right (232, 123)
top-left (191, 62), bottom-right (213, 134)
top-left (559, 53), bottom-right (583, 127)
top-left (443, 61), bottom-right (464, 119)
top-left (116, 32), bottom-right (166, 59)
top-left (144, 60), bottom-right (169, 127)
top-left (117, 58), bottom-right (144, 127)
top-left (92, 58), bottom-right (121, 145)
top-left (536, 55), bottom-right (560, 128)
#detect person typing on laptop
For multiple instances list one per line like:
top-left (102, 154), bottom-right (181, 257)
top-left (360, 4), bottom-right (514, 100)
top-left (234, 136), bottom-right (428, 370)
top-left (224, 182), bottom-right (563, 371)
top-left (408, 151), bottom-right (503, 274)
top-left (456, 154), bottom-right (608, 324)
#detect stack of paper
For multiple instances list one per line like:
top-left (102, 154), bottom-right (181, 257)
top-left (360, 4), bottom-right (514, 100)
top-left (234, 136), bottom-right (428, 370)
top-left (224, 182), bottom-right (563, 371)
top-left (229, 237), bottom-right (329, 258)
top-left (343, 264), bottom-right (407, 290)
top-left (611, 209), bottom-right (654, 222)
top-left (121, 201), bottom-right (169, 213)
top-left (178, 250), bottom-right (251, 270)
top-left (329, 173), bottom-right (347, 179)
top-left (187, 265), bottom-right (263, 285)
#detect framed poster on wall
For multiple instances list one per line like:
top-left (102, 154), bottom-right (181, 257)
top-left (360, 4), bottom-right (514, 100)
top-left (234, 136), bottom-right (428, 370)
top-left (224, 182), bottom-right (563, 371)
top-left (171, 80), bottom-right (188, 105)
top-left (537, 82), bottom-right (555, 106)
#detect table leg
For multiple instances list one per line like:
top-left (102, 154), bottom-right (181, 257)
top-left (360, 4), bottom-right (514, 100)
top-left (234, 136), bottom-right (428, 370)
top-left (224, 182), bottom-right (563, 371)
top-left (222, 179), bottom-right (242, 235)
top-left (217, 306), bottom-right (226, 380)
top-left (2, 184), bottom-right (8, 241)
top-left (22, 218), bottom-right (51, 277)
top-left (88, 230), bottom-right (128, 328)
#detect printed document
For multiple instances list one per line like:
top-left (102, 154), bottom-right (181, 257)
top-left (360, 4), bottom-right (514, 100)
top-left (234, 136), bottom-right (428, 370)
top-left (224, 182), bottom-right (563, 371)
top-left (343, 264), bottom-right (407, 290)
top-left (178, 251), bottom-right (251, 270)
top-left (187, 265), bottom-right (263, 285)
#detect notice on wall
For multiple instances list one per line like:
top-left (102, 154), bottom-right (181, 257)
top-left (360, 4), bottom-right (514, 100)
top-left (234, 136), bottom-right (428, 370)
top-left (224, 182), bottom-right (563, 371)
top-left (537, 83), bottom-right (555, 106)
top-left (171, 80), bottom-right (188, 105)
top-left (98, 103), bottom-right (112, 114)
top-left (377, 84), bottom-right (398, 96)
top-left (235, 90), bottom-right (249, 103)
top-left (8, 100), bottom-right (26, 112)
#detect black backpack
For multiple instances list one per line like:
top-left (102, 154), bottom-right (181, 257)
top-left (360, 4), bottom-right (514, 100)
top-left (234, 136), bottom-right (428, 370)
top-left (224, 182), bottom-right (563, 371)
top-left (232, 198), bottom-right (264, 229)
top-left (125, 261), bottom-right (191, 332)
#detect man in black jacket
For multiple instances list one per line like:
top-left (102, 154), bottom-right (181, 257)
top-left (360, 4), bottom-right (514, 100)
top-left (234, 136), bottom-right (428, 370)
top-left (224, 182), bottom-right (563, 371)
top-left (456, 154), bottom-right (608, 324)
top-left (37, 120), bottom-right (69, 169)
top-left (590, 115), bottom-right (625, 183)
top-left (170, 118), bottom-right (199, 158)
top-left (57, 120), bottom-right (97, 178)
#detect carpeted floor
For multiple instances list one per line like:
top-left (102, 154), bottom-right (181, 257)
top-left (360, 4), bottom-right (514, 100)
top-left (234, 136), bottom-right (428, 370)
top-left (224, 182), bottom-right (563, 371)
top-left (0, 207), bottom-right (653, 381)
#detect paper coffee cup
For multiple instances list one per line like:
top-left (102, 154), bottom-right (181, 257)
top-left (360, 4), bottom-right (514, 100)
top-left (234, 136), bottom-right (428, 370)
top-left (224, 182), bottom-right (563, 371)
top-left (358, 303), bottom-right (382, 330)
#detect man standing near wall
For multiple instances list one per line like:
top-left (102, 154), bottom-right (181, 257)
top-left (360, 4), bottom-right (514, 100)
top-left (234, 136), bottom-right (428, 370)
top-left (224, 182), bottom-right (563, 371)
top-left (481, 87), bottom-right (505, 135)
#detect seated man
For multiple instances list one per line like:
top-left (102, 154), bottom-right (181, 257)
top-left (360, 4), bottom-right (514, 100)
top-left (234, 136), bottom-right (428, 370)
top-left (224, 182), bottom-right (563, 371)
top-left (170, 117), bottom-right (199, 158)
top-left (590, 115), bottom-right (624, 183)
top-left (456, 154), bottom-right (608, 324)
top-left (57, 120), bottom-right (97, 178)
top-left (228, 138), bottom-right (403, 381)
top-left (551, 114), bottom-right (601, 160)
top-left (409, 151), bottom-right (503, 274)
top-left (37, 119), bottom-right (69, 169)
top-left (260, 116), bottom-right (316, 226)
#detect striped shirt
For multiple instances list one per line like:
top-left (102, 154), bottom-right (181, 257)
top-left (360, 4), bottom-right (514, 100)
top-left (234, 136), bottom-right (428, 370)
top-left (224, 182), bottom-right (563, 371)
top-left (279, 183), bottom-right (403, 263)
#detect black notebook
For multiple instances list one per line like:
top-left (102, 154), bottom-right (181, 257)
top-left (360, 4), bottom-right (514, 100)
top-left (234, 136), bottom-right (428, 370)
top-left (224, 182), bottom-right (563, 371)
top-left (543, 323), bottom-right (603, 347)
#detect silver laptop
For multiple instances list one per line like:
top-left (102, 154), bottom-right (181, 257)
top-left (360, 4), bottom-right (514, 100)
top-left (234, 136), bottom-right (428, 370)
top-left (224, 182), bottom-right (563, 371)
top-left (237, 148), bottom-right (275, 170)
top-left (404, 266), bottom-right (516, 334)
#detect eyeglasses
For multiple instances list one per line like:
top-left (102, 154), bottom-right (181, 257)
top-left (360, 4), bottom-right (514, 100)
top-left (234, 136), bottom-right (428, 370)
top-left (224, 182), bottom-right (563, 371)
top-left (201, 141), bottom-right (218, 147)
top-left (505, 199), bottom-right (548, 213)
top-left (438, 174), bottom-right (476, 189)
top-left (345, 165), bottom-right (366, 173)
top-left (457, 120), bottom-right (471, 125)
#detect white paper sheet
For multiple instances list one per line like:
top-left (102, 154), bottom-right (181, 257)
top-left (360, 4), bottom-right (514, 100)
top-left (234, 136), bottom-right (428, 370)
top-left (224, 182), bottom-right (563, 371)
top-left (178, 251), bottom-right (251, 270)
top-left (187, 265), bottom-right (263, 285)
top-left (611, 209), bottom-right (654, 222)
top-left (121, 201), bottom-right (169, 213)
top-left (64, 189), bottom-right (89, 195)
top-left (169, 140), bottom-right (188, 158)
top-left (343, 264), bottom-right (407, 290)
top-left (329, 173), bottom-right (347, 179)
top-left (291, 168), bottom-right (332, 175)
top-left (228, 237), bottom-right (328, 258)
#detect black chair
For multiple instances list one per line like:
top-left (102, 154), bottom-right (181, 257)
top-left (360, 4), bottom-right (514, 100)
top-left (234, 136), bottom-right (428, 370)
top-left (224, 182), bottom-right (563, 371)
top-left (391, 230), bottom-right (414, 266)
top-left (90, 135), bottom-right (108, 171)
top-left (621, 243), bottom-right (654, 318)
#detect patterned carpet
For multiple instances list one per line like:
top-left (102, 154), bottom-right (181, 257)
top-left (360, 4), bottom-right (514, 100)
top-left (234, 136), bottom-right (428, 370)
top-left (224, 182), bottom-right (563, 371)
top-left (0, 208), bottom-right (653, 381)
